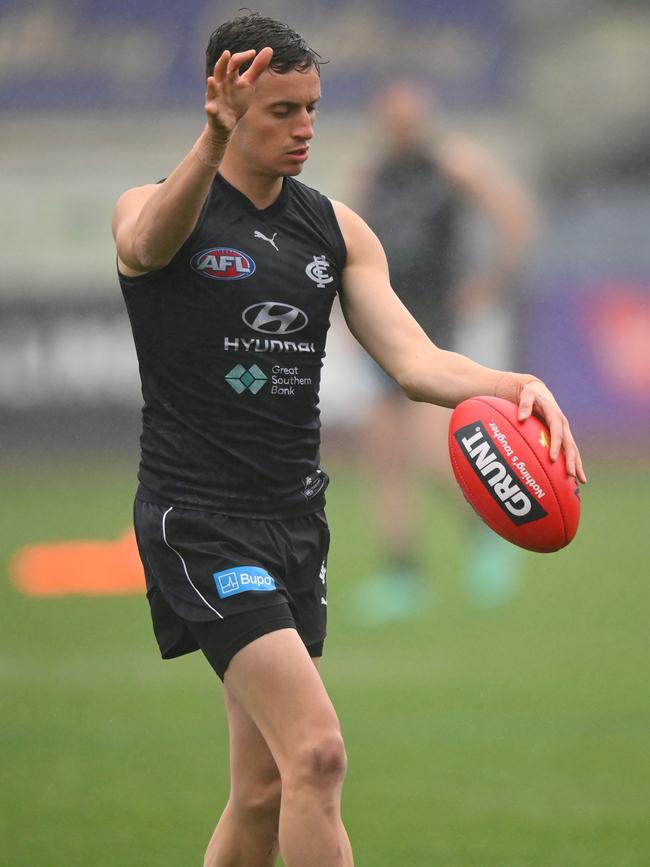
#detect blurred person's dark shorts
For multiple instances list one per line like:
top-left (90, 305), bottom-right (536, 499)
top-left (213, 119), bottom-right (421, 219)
top-left (134, 500), bottom-right (329, 679)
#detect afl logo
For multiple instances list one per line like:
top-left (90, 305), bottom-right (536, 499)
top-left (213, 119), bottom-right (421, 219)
top-left (243, 302), bottom-right (308, 335)
top-left (190, 247), bottom-right (256, 280)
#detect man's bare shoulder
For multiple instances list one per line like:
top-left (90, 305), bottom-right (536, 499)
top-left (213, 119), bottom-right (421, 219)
top-left (329, 199), bottom-right (376, 242)
top-left (328, 198), bottom-right (388, 274)
top-left (112, 184), bottom-right (161, 277)
top-left (112, 184), bottom-right (160, 224)
top-left (329, 198), bottom-right (354, 219)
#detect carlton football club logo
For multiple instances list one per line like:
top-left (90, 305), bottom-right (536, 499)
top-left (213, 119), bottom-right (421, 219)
top-left (190, 247), bottom-right (256, 280)
top-left (305, 255), bottom-right (333, 288)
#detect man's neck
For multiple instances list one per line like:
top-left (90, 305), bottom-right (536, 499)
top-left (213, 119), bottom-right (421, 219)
top-left (218, 152), bottom-right (284, 210)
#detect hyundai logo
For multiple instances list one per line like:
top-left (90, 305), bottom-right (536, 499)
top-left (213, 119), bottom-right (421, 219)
top-left (242, 302), bottom-right (308, 335)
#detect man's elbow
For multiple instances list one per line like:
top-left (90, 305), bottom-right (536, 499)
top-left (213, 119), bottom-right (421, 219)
top-left (392, 362), bottom-right (425, 402)
top-left (128, 234), bottom-right (173, 272)
top-left (391, 350), bottom-right (455, 408)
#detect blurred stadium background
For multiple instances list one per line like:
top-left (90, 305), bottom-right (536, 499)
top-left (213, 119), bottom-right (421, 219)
top-left (1, 1), bottom-right (649, 865)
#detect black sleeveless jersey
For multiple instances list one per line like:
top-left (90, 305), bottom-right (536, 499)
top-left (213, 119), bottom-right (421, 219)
top-left (364, 150), bottom-right (460, 344)
top-left (119, 173), bottom-right (347, 518)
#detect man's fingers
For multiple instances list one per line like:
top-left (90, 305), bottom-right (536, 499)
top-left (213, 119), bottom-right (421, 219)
top-left (562, 421), bottom-right (588, 484)
top-left (244, 46), bottom-right (274, 83)
top-left (544, 411), bottom-right (588, 483)
top-left (211, 49), bottom-right (257, 82)
top-left (517, 394), bottom-right (534, 421)
top-left (565, 444), bottom-right (578, 480)
top-left (226, 49), bottom-right (257, 76)
top-left (564, 443), bottom-right (583, 482)
top-left (212, 50), bottom-right (231, 80)
top-left (548, 413), bottom-right (564, 462)
top-left (518, 382), bottom-right (587, 484)
top-left (210, 47), bottom-right (272, 89)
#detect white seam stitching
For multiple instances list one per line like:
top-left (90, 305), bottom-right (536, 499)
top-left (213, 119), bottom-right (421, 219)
top-left (161, 506), bottom-right (224, 619)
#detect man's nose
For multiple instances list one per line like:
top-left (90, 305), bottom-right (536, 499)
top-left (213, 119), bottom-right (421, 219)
top-left (293, 109), bottom-right (314, 140)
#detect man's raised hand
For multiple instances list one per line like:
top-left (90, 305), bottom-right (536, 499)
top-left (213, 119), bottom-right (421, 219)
top-left (205, 47), bottom-right (273, 134)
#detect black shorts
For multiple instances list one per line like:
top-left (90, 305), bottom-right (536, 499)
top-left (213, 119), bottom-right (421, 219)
top-left (133, 500), bottom-right (330, 679)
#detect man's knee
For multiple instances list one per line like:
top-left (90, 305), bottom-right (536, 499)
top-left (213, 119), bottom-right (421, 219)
top-left (286, 730), bottom-right (348, 790)
top-left (231, 775), bottom-right (282, 825)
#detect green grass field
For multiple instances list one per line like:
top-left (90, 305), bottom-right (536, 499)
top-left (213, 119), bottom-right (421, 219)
top-left (1, 458), bottom-right (649, 866)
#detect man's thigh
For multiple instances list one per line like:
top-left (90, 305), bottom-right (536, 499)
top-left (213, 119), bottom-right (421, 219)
top-left (225, 654), bottom-right (322, 788)
top-left (224, 629), bottom-right (341, 773)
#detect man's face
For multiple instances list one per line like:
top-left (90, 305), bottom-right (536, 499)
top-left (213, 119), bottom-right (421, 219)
top-left (231, 65), bottom-right (321, 178)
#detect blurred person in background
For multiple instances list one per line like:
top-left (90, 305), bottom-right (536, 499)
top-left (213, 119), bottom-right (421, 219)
top-left (112, 14), bottom-right (582, 867)
top-left (356, 81), bottom-right (538, 621)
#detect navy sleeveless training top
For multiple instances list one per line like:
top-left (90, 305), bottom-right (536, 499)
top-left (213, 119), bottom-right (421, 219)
top-left (120, 173), bottom-right (347, 517)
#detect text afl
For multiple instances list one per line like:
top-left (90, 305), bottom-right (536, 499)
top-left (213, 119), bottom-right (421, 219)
top-left (191, 247), bottom-right (256, 280)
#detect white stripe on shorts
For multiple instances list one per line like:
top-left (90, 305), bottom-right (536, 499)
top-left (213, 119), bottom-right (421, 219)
top-left (161, 506), bottom-right (224, 619)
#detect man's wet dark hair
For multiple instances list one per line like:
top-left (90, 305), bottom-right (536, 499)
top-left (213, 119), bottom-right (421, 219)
top-left (205, 12), bottom-right (322, 78)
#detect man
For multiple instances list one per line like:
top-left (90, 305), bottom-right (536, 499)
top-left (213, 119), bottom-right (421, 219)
top-left (112, 14), bottom-right (585, 867)
top-left (356, 82), bottom-right (538, 617)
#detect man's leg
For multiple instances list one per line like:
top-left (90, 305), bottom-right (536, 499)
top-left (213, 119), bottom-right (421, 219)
top-left (311, 657), bottom-right (354, 867)
top-left (223, 628), bottom-right (354, 867)
top-left (204, 688), bottom-right (281, 867)
top-left (204, 656), bottom-right (352, 867)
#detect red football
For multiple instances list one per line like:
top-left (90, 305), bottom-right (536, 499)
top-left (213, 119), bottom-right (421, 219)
top-left (448, 396), bottom-right (581, 553)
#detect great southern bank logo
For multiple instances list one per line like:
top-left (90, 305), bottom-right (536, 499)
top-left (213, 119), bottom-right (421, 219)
top-left (225, 363), bottom-right (267, 394)
top-left (214, 566), bottom-right (277, 599)
top-left (190, 247), bottom-right (256, 280)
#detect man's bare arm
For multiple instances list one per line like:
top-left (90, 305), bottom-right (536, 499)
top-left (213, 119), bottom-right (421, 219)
top-left (112, 48), bottom-right (273, 276)
top-left (333, 200), bottom-right (586, 483)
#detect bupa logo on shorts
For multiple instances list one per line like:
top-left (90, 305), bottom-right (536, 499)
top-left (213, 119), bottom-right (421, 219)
top-left (213, 565), bottom-right (277, 599)
top-left (454, 421), bottom-right (548, 526)
top-left (190, 247), bottom-right (256, 280)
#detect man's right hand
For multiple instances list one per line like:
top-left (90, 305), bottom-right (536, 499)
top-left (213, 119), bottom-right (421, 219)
top-left (205, 48), bottom-right (274, 134)
top-left (113, 47), bottom-right (274, 275)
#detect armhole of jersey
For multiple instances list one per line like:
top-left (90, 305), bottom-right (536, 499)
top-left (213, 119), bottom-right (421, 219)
top-left (322, 196), bottom-right (348, 293)
top-left (118, 256), bottom-right (175, 287)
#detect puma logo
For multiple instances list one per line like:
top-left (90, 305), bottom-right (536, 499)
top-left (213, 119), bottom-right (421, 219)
top-left (254, 230), bottom-right (279, 252)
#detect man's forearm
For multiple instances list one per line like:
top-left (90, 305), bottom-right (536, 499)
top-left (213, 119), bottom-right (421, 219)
top-left (401, 348), bottom-right (540, 409)
top-left (131, 125), bottom-right (230, 270)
